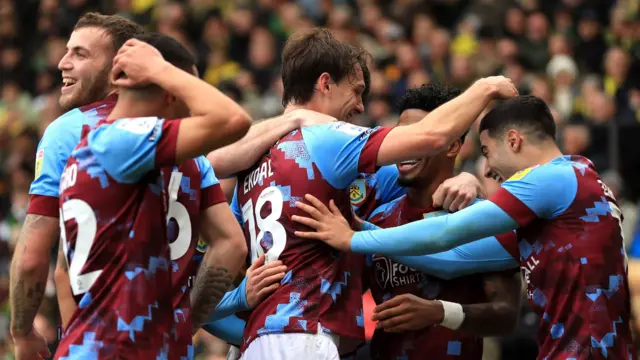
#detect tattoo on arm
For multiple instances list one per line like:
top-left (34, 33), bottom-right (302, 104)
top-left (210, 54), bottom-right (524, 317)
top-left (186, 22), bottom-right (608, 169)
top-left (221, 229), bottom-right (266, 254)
top-left (189, 263), bottom-right (234, 332)
top-left (459, 272), bottom-right (522, 336)
top-left (57, 241), bottom-right (68, 273)
top-left (10, 214), bottom-right (59, 336)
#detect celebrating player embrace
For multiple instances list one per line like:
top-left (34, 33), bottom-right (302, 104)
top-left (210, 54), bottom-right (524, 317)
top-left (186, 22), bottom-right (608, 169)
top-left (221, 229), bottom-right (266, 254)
top-left (294, 96), bottom-right (635, 359)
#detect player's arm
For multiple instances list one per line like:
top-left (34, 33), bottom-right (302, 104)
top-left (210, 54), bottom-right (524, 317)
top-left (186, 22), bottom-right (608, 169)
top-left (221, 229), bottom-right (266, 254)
top-left (112, 39), bottom-right (252, 164)
top-left (374, 77), bottom-right (517, 166)
top-left (208, 110), bottom-right (336, 178)
top-left (191, 204), bottom-right (248, 332)
top-left (10, 118), bottom-right (71, 347)
top-left (457, 271), bottom-right (522, 336)
top-left (54, 242), bottom-right (75, 330)
top-left (298, 164), bottom-right (576, 256)
top-left (202, 314), bottom-right (245, 347)
top-left (389, 233), bottom-right (519, 280)
top-left (372, 271), bottom-right (521, 334)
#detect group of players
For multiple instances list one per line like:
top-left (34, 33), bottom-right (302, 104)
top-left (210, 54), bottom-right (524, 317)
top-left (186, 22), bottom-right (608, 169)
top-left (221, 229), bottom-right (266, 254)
top-left (7, 11), bottom-right (635, 360)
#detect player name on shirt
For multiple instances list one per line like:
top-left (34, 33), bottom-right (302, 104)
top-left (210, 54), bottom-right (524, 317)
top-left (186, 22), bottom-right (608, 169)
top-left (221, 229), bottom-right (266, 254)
top-left (60, 163), bottom-right (78, 193)
top-left (243, 160), bottom-right (274, 194)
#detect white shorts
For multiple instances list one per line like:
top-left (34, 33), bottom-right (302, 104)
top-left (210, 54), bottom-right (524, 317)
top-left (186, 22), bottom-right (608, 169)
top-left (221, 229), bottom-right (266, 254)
top-left (240, 331), bottom-right (340, 360)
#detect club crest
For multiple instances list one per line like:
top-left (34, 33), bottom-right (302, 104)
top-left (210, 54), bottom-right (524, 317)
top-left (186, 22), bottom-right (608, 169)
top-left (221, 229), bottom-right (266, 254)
top-left (349, 179), bottom-right (367, 206)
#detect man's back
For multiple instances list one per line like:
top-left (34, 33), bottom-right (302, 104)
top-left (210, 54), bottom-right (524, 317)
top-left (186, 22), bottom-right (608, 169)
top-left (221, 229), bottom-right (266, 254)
top-left (491, 155), bottom-right (634, 359)
top-left (56, 117), bottom-right (183, 359)
top-left (232, 122), bottom-right (392, 355)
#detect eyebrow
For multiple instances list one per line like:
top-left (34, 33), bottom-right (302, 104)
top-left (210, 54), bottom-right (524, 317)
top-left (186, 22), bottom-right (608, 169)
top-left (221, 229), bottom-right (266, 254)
top-left (67, 46), bottom-right (91, 54)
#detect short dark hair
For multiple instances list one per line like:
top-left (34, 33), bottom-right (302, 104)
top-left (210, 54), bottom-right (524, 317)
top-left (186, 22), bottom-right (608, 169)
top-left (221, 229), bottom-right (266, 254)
top-left (117, 33), bottom-right (195, 93)
top-left (75, 13), bottom-right (146, 52)
top-left (479, 95), bottom-right (556, 141)
top-left (281, 28), bottom-right (370, 106)
top-left (134, 33), bottom-right (195, 72)
top-left (397, 83), bottom-right (467, 143)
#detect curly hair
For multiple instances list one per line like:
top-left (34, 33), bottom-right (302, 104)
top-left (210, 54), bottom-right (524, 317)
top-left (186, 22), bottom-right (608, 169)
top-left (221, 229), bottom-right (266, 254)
top-left (396, 83), bottom-right (468, 143)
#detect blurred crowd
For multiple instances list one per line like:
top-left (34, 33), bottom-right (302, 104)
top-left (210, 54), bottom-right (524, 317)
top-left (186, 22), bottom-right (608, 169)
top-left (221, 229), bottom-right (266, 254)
top-left (1, 0), bottom-right (639, 359)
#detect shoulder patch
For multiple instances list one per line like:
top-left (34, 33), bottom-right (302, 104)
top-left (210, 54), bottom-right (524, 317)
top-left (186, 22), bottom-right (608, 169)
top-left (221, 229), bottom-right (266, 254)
top-left (34, 149), bottom-right (44, 180)
top-left (115, 117), bottom-right (160, 135)
top-left (507, 166), bottom-right (536, 182)
top-left (349, 178), bottom-right (367, 206)
top-left (196, 238), bottom-right (208, 253)
top-left (423, 210), bottom-right (448, 219)
top-left (329, 122), bottom-right (369, 136)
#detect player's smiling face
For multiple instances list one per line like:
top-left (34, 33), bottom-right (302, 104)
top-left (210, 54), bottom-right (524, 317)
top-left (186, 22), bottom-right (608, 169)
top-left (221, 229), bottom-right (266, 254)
top-left (58, 27), bottom-right (114, 111)
top-left (329, 64), bottom-right (366, 121)
top-left (396, 109), bottom-right (461, 187)
top-left (479, 130), bottom-right (514, 183)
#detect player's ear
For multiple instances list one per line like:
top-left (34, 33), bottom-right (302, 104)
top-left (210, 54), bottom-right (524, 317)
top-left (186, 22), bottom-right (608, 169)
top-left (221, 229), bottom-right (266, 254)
top-left (446, 139), bottom-right (462, 158)
top-left (317, 72), bottom-right (332, 95)
top-left (506, 129), bottom-right (522, 153)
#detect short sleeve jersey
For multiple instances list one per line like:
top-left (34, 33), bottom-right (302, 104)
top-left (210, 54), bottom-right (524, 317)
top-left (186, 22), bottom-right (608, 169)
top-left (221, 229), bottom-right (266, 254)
top-left (231, 122), bottom-right (392, 354)
top-left (489, 155), bottom-right (634, 359)
top-left (55, 117), bottom-right (182, 360)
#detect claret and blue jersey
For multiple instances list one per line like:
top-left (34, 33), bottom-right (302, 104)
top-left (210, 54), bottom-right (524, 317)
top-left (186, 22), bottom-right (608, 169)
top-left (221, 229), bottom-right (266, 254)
top-left (230, 121), bottom-right (393, 354)
top-left (351, 155), bottom-right (634, 359)
top-left (56, 116), bottom-right (184, 359)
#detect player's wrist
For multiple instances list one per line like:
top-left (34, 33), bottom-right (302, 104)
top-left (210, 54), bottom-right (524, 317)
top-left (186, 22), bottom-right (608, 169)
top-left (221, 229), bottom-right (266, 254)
top-left (472, 79), bottom-right (499, 100)
top-left (438, 300), bottom-right (465, 330)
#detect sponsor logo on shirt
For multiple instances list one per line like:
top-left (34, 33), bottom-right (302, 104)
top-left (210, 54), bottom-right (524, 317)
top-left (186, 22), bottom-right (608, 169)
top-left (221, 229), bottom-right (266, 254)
top-left (372, 255), bottom-right (429, 291)
top-left (116, 116), bottom-right (159, 135)
top-left (349, 178), bottom-right (367, 206)
top-left (34, 149), bottom-right (44, 179)
top-left (196, 238), bottom-right (208, 253)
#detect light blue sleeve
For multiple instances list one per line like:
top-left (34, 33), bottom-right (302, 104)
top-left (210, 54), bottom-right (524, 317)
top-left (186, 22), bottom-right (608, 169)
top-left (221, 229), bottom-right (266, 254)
top-left (302, 122), bottom-right (384, 189)
top-left (88, 117), bottom-right (169, 183)
top-left (202, 315), bottom-right (245, 346)
top-left (499, 163), bottom-right (577, 220)
top-left (207, 277), bottom-right (250, 322)
top-left (196, 155), bottom-right (220, 189)
top-left (29, 109), bottom-right (85, 197)
top-left (391, 237), bottom-right (519, 280)
top-left (351, 200), bottom-right (519, 256)
top-left (374, 165), bottom-right (405, 205)
top-left (230, 185), bottom-right (243, 225)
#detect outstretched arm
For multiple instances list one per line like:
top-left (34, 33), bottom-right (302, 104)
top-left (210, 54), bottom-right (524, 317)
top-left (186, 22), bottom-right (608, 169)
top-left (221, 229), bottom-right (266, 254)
top-left (390, 234), bottom-right (519, 280)
top-left (208, 110), bottom-right (336, 178)
top-left (293, 194), bottom-right (518, 256)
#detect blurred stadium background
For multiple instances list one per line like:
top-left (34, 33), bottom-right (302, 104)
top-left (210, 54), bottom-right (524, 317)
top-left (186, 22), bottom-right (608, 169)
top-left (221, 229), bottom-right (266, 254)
top-left (0, 0), bottom-right (639, 359)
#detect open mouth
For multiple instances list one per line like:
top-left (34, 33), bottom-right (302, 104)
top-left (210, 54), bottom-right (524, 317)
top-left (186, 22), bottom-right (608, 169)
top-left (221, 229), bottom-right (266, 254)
top-left (61, 77), bottom-right (77, 93)
top-left (488, 170), bottom-right (503, 183)
top-left (398, 159), bottom-right (421, 172)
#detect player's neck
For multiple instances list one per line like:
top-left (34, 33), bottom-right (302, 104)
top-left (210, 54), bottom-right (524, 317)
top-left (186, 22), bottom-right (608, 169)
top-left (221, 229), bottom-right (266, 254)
top-left (107, 97), bottom-right (156, 121)
top-left (284, 103), bottom-right (322, 114)
top-left (523, 143), bottom-right (564, 170)
top-left (406, 169), bottom-right (454, 209)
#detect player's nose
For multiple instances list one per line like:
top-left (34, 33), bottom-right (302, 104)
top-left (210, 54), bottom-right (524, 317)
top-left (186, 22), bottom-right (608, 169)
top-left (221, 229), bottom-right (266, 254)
top-left (58, 53), bottom-right (73, 71)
